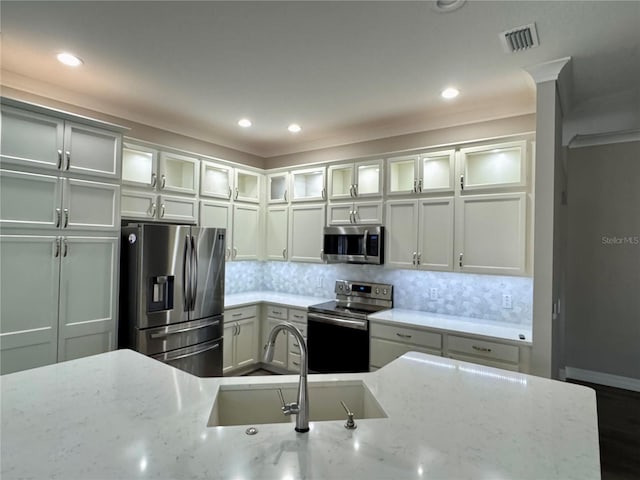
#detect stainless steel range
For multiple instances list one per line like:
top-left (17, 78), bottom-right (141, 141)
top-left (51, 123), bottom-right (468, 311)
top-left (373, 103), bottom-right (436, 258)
top-left (307, 280), bottom-right (393, 373)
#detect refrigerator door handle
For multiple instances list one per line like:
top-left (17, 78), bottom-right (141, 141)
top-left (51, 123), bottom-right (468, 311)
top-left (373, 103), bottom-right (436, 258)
top-left (190, 235), bottom-right (198, 311)
top-left (158, 341), bottom-right (220, 362)
top-left (183, 234), bottom-right (191, 311)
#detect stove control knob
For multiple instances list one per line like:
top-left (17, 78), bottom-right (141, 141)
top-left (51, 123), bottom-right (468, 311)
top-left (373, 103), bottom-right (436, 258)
top-left (338, 284), bottom-right (343, 290)
top-left (375, 287), bottom-right (380, 294)
top-left (345, 284), bottom-right (351, 292)
top-left (383, 289), bottom-right (388, 295)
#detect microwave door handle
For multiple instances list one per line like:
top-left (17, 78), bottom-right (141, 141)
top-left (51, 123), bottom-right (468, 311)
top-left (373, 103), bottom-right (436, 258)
top-left (363, 229), bottom-right (368, 260)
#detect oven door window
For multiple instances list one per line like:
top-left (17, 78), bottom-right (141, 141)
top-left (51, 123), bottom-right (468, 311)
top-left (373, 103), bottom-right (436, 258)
top-left (307, 318), bottom-right (369, 373)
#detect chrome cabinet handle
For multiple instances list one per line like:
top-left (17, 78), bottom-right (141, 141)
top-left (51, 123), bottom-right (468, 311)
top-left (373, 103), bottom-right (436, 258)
top-left (57, 150), bottom-right (63, 169)
top-left (150, 203), bottom-right (157, 217)
top-left (284, 189), bottom-right (288, 202)
top-left (225, 247), bottom-right (231, 260)
top-left (63, 209), bottom-right (69, 228)
top-left (460, 175), bottom-right (464, 191)
top-left (234, 188), bottom-right (239, 200)
top-left (412, 252), bottom-right (417, 266)
top-left (228, 186), bottom-right (232, 199)
top-left (237, 324), bottom-right (241, 336)
top-left (353, 184), bottom-right (358, 197)
top-left (349, 185), bottom-right (354, 197)
top-left (416, 253), bottom-right (421, 266)
top-left (292, 360), bottom-right (300, 367)
top-left (54, 237), bottom-right (60, 257)
top-left (55, 208), bottom-right (61, 228)
top-left (231, 313), bottom-right (242, 317)
top-left (293, 314), bottom-right (304, 319)
top-left (459, 253), bottom-right (463, 268)
top-left (160, 174), bottom-right (166, 189)
top-left (472, 345), bottom-right (492, 353)
top-left (62, 238), bottom-right (68, 257)
top-left (272, 310), bottom-right (282, 315)
top-left (160, 204), bottom-right (166, 218)
top-left (320, 248), bottom-right (324, 261)
top-left (418, 179), bottom-right (423, 192)
top-left (413, 179), bottom-right (417, 193)
top-left (233, 247), bottom-right (238, 259)
top-left (282, 248), bottom-right (287, 259)
top-left (396, 333), bottom-right (412, 339)
top-left (321, 187), bottom-right (326, 200)
top-left (151, 173), bottom-right (157, 188)
top-left (349, 210), bottom-right (354, 224)
top-left (65, 151), bottom-right (70, 171)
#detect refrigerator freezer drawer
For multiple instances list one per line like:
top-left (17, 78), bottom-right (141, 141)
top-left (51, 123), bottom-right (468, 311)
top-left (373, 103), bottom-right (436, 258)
top-left (151, 338), bottom-right (223, 377)
top-left (137, 315), bottom-right (222, 355)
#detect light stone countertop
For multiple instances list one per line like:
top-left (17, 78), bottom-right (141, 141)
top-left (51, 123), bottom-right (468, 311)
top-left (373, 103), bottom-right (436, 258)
top-left (369, 308), bottom-right (533, 345)
top-left (225, 291), bottom-right (332, 309)
top-left (1, 349), bottom-right (599, 480)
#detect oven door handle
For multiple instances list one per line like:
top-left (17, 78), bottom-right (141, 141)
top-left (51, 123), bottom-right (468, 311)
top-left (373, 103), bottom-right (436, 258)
top-left (308, 313), bottom-right (368, 331)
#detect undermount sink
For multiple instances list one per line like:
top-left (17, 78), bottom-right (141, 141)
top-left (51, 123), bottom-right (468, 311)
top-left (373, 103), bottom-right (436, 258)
top-left (208, 380), bottom-right (387, 427)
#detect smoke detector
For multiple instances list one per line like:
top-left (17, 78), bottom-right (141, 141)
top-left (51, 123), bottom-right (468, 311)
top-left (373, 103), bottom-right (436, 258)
top-left (500, 23), bottom-right (540, 53)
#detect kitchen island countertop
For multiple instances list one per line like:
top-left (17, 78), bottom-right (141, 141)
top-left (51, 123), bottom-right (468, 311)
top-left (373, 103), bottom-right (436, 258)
top-left (1, 349), bottom-right (599, 479)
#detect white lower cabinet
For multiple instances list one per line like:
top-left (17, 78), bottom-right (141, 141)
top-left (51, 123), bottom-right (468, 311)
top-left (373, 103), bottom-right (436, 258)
top-left (0, 234), bottom-right (118, 374)
top-left (262, 304), bottom-right (289, 369)
top-left (446, 334), bottom-right (521, 372)
top-left (370, 322), bottom-right (442, 369)
top-left (287, 309), bottom-right (307, 372)
top-left (223, 306), bottom-right (259, 375)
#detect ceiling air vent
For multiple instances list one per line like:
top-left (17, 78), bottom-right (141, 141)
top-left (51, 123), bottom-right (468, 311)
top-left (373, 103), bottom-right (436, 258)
top-left (500, 23), bottom-right (539, 53)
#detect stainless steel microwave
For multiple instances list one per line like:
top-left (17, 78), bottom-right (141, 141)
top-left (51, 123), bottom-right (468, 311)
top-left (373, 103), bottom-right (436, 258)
top-left (323, 225), bottom-right (384, 265)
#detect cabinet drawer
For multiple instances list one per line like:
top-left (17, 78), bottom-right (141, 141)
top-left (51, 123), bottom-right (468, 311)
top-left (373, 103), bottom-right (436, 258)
top-left (448, 352), bottom-right (520, 372)
top-left (370, 322), bottom-right (442, 350)
top-left (288, 352), bottom-right (302, 371)
top-left (224, 305), bottom-right (257, 323)
top-left (266, 305), bottom-right (288, 320)
top-left (288, 309), bottom-right (307, 323)
top-left (447, 335), bottom-right (519, 364)
top-left (288, 332), bottom-right (306, 354)
top-left (370, 338), bottom-right (441, 369)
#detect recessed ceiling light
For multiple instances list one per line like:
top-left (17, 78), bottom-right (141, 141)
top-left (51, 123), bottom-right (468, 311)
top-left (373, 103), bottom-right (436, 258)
top-left (441, 87), bottom-right (460, 99)
top-left (56, 52), bottom-right (83, 67)
top-left (288, 124), bottom-right (302, 133)
top-left (238, 118), bottom-right (252, 128)
top-left (432, 0), bottom-right (467, 13)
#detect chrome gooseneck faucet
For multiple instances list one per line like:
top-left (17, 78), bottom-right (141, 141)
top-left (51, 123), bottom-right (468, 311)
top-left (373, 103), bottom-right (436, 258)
top-left (264, 322), bottom-right (309, 433)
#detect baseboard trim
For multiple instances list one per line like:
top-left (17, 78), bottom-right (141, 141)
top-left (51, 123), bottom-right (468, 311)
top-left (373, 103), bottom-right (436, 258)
top-left (565, 367), bottom-right (640, 392)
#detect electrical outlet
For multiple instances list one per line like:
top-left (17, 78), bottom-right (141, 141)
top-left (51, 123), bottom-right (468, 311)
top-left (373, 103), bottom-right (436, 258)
top-left (429, 288), bottom-right (438, 300)
top-left (502, 294), bottom-right (513, 309)
top-left (317, 275), bottom-right (323, 289)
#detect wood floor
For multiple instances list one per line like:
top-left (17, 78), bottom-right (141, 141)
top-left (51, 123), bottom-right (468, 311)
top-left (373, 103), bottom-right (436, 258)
top-left (568, 380), bottom-right (640, 480)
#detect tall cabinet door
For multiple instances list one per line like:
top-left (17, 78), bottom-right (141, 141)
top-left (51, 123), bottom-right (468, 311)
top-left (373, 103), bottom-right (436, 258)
top-left (266, 206), bottom-right (289, 261)
top-left (455, 193), bottom-right (527, 275)
top-left (57, 236), bottom-right (118, 362)
top-left (0, 169), bottom-right (63, 229)
top-left (63, 122), bottom-right (122, 179)
top-left (385, 200), bottom-right (418, 268)
top-left (0, 235), bottom-right (60, 374)
top-left (418, 198), bottom-right (454, 271)
top-left (232, 204), bottom-right (259, 260)
top-left (0, 106), bottom-right (64, 170)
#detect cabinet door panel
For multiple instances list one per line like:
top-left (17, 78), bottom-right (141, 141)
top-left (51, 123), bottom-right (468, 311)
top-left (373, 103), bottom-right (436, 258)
top-left (387, 156), bottom-right (418, 195)
top-left (159, 152), bottom-right (199, 195)
top-left (235, 318), bottom-right (259, 368)
top-left (0, 169), bottom-right (62, 229)
top-left (460, 141), bottom-right (527, 191)
top-left (264, 318), bottom-right (288, 368)
top-left (63, 178), bottom-right (120, 231)
top-left (328, 164), bottom-right (354, 200)
top-left (327, 203), bottom-right (354, 226)
top-left (385, 200), bottom-right (418, 268)
top-left (266, 206), bottom-right (288, 261)
top-left (289, 204), bottom-right (326, 263)
top-left (64, 122), bottom-right (121, 179)
top-left (291, 167), bottom-right (326, 202)
top-left (222, 323), bottom-right (235, 374)
top-left (355, 160), bottom-right (383, 197)
top-left (57, 236), bottom-right (117, 362)
top-left (121, 190), bottom-right (157, 220)
top-left (200, 201), bottom-right (232, 260)
top-left (455, 193), bottom-right (526, 275)
top-left (418, 198), bottom-right (454, 271)
top-left (267, 172), bottom-right (289, 203)
top-left (232, 204), bottom-right (259, 260)
top-left (370, 338), bottom-right (440, 369)
top-left (0, 106), bottom-right (63, 170)
top-left (122, 144), bottom-right (157, 187)
top-left (158, 195), bottom-right (197, 223)
top-left (201, 162), bottom-right (233, 199)
top-left (234, 169), bottom-right (261, 203)
top-left (0, 235), bottom-right (60, 373)
top-left (354, 201), bottom-right (383, 224)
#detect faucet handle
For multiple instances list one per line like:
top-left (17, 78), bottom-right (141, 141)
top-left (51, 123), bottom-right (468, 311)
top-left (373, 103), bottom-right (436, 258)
top-left (340, 400), bottom-right (357, 430)
top-left (277, 389), bottom-right (299, 416)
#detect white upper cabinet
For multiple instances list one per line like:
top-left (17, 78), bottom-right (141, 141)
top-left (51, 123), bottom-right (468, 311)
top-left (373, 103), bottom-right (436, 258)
top-left (0, 106), bottom-right (121, 179)
top-left (199, 200), bottom-right (232, 260)
top-left (62, 178), bottom-right (120, 231)
top-left (234, 169), bottom-right (261, 203)
top-left (385, 200), bottom-right (419, 268)
top-left (290, 167), bottom-right (326, 202)
top-left (328, 159), bottom-right (383, 200)
top-left (158, 152), bottom-right (199, 195)
top-left (459, 141), bottom-right (527, 192)
top-left (327, 200), bottom-right (383, 226)
top-left (455, 193), bottom-right (527, 275)
top-left (266, 206), bottom-right (289, 261)
top-left (289, 204), bottom-right (326, 263)
top-left (121, 144), bottom-right (158, 188)
top-left (232, 204), bottom-right (260, 260)
top-left (267, 172), bottom-right (289, 203)
top-left (201, 161), bottom-right (233, 200)
top-left (387, 150), bottom-right (454, 195)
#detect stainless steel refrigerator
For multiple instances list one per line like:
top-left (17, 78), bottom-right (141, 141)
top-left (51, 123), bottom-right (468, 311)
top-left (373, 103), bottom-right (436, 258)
top-left (119, 224), bottom-right (225, 376)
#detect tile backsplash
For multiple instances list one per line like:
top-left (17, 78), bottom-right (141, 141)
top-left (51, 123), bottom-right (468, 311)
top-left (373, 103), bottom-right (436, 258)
top-left (226, 261), bottom-right (532, 325)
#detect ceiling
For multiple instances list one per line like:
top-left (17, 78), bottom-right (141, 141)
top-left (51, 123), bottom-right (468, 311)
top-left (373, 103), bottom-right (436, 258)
top-left (1, 1), bottom-right (639, 158)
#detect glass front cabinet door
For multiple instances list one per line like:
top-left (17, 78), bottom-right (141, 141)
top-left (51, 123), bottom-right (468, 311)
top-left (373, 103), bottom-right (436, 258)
top-left (459, 141), bottom-right (527, 192)
top-left (201, 161), bottom-right (233, 200)
top-left (290, 167), bottom-right (326, 202)
top-left (267, 172), bottom-right (289, 203)
top-left (121, 144), bottom-right (158, 188)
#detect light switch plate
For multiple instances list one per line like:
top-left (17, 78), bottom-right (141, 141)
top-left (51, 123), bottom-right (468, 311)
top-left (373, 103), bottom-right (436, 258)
top-left (502, 294), bottom-right (513, 309)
